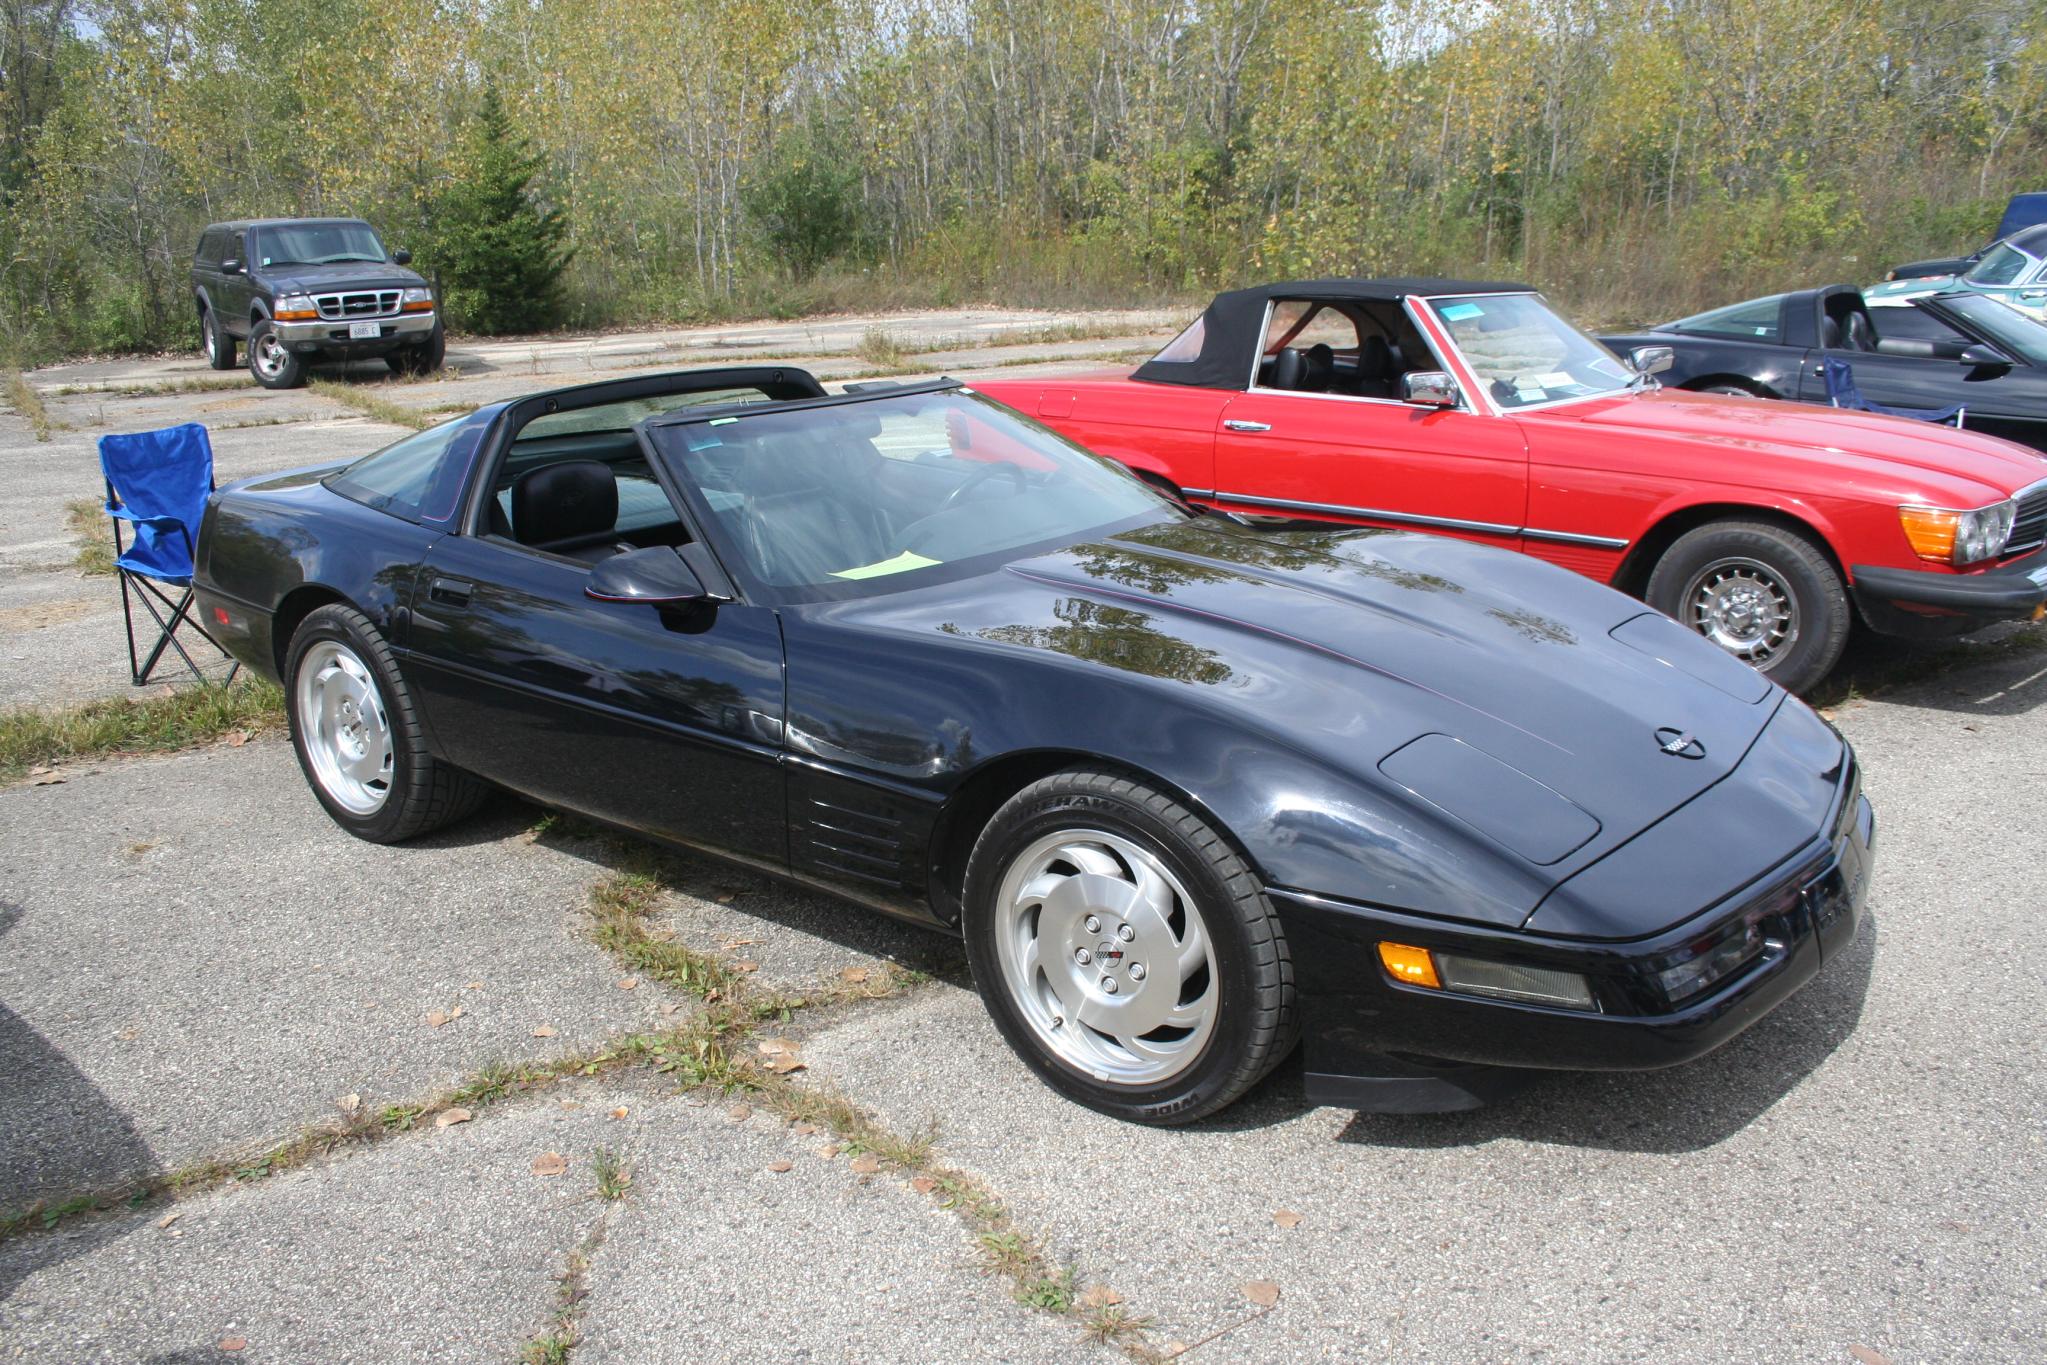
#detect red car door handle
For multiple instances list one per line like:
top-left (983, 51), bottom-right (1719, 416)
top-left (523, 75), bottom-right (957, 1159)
top-left (1223, 419), bottom-right (1272, 432)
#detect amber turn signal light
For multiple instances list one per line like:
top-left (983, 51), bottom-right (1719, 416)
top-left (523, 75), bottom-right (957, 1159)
top-left (1378, 942), bottom-right (1441, 989)
top-left (1897, 506), bottom-right (1959, 563)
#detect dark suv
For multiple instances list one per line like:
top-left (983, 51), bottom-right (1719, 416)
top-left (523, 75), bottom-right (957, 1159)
top-left (191, 218), bottom-right (444, 389)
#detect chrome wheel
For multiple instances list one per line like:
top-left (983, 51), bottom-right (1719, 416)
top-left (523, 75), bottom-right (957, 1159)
top-left (295, 640), bottom-right (393, 815)
top-left (1682, 555), bottom-right (1799, 668)
top-left (992, 829), bottom-right (1218, 1086)
top-left (203, 314), bottom-right (219, 362)
top-left (251, 330), bottom-right (290, 381)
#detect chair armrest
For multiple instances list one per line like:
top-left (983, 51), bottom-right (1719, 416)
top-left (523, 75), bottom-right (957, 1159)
top-left (104, 504), bottom-right (188, 531)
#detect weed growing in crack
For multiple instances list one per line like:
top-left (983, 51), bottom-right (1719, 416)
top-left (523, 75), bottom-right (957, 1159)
top-left (592, 1148), bottom-right (633, 1202)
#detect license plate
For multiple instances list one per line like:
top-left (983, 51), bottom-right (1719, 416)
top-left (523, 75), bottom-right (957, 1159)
top-left (349, 321), bottom-right (381, 340)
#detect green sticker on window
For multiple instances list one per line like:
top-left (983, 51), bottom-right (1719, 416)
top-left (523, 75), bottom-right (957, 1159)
top-left (1439, 303), bottom-right (1484, 321)
top-left (831, 550), bottom-right (941, 580)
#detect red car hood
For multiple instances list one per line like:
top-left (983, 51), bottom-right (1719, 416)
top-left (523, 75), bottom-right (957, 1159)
top-left (1527, 389), bottom-right (2047, 502)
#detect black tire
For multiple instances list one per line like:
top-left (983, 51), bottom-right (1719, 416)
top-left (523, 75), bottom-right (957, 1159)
top-left (386, 322), bottom-right (446, 376)
top-left (961, 769), bottom-right (1297, 1125)
top-left (247, 319), bottom-right (307, 389)
top-left (201, 308), bottom-right (236, 370)
top-left (284, 604), bottom-right (488, 843)
top-left (1645, 520), bottom-right (1851, 694)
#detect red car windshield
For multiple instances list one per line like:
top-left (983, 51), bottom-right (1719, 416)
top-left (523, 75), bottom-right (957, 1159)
top-left (1427, 294), bottom-right (1635, 409)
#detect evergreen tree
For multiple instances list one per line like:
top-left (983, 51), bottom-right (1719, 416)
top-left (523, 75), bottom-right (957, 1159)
top-left (436, 86), bottom-right (572, 335)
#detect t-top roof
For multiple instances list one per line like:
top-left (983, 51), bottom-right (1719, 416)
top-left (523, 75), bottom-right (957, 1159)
top-left (1133, 277), bottom-right (1533, 388)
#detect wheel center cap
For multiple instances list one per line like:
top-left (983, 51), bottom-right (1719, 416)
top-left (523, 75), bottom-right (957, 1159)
top-left (1096, 941), bottom-right (1125, 970)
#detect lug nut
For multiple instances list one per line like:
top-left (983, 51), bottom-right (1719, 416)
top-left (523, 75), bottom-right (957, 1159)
top-left (1100, 976), bottom-right (1119, 994)
top-left (1116, 924), bottom-right (1135, 942)
top-left (1074, 947), bottom-right (1093, 966)
top-left (1128, 963), bottom-right (1146, 981)
top-left (1084, 915), bottom-right (1101, 934)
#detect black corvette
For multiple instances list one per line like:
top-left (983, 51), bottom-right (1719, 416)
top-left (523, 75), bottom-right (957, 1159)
top-left (1602, 285), bottom-right (2047, 453)
top-left (193, 367), bottom-right (1875, 1123)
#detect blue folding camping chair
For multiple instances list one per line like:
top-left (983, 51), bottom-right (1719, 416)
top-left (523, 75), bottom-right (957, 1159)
top-left (1823, 357), bottom-right (1965, 429)
top-left (97, 423), bottom-right (240, 686)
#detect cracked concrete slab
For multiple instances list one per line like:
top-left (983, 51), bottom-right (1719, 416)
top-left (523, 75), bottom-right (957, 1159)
top-left (573, 1094), bottom-right (1121, 1365)
top-left (0, 1083), bottom-right (648, 1360)
top-left (0, 740), bottom-right (667, 1205)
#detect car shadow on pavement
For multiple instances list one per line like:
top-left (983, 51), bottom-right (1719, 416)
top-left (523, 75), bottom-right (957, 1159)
top-left (0, 899), bottom-right (164, 1303)
top-left (1323, 912), bottom-right (1880, 1155)
top-left (1816, 627), bottom-right (2047, 718)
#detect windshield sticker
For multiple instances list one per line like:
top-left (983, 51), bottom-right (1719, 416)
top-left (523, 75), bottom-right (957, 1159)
top-left (1532, 371), bottom-right (1574, 388)
top-left (1514, 386), bottom-right (1548, 403)
top-left (1439, 302), bottom-right (1484, 321)
top-left (831, 550), bottom-right (941, 580)
top-left (708, 416), bottom-right (739, 426)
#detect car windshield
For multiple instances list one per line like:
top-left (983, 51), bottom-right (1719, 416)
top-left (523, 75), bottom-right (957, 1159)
top-left (1933, 293), bottom-right (2047, 365)
top-left (254, 222), bottom-right (387, 267)
top-left (1426, 294), bottom-right (1634, 408)
top-left (1963, 240), bottom-right (2040, 286)
top-left (660, 388), bottom-right (1175, 597)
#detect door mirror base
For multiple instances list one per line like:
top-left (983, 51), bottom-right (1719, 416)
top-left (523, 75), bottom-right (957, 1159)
top-left (1959, 343), bottom-right (2010, 370)
top-left (586, 547), bottom-right (714, 605)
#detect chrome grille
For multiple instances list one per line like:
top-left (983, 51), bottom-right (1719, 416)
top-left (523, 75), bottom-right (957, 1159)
top-left (2008, 480), bottom-right (2047, 556)
top-left (314, 290), bottom-right (401, 320)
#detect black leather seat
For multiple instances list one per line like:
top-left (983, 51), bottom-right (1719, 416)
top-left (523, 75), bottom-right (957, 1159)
top-left (1301, 343), bottom-right (1337, 392)
top-left (1268, 347), bottom-right (1307, 390)
top-left (1844, 310), bottom-right (1877, 352)
top-left (1357, 336), bottom-right (1397, 398)
top-left (510, 460), bottom-right (619, 555)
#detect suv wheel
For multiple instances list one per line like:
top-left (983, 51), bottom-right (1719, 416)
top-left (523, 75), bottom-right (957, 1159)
top-left (385, 322), bottom-right (446, 377)
top-left (201, 309), bottom-right (236, 370)
top-left (1645, 519), bottom-right (1850, 694)
top-left (247, 320), bottom-right (307, 389)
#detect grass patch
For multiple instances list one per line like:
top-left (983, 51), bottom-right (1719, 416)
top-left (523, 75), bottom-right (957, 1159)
top-left (855, 326), bottom-right (907, 368)
top-left (48, 374), bottom-right (251, 399)
top-left (591, 1147), bottom-right (633, 1201)
top-left (6, 371), bottom-right (51, 440)
top-left (309, 378), bottom-right (433, 430)
top-left (65, 498), bottom-right (114, 575)
top-left (0, 677), bottom-right (284, 785)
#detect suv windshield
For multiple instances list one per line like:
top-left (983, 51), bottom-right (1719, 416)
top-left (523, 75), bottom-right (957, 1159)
top-left (253, 221), bottom-right (387, 268)
top-left (1425, 294), bottom-right (1634, 408)
top-left (660, 388), bottom-right (1174, 597)
top-left (1964, 240), bottom-right (2040, 286)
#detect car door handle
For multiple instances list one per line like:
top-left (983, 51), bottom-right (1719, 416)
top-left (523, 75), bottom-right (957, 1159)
top-left (1223, 419), bottom-right (1272, 432)
top-left (428, 577), bottom-right (472, 607)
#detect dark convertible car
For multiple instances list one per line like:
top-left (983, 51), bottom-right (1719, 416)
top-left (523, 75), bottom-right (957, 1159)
top-left (1602, 285), bottom-right (2047, 452)
top-left (193, 367), bottom-right (1875, 1122)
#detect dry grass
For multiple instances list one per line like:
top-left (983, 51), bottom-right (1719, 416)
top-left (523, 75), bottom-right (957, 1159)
top-left (49, 374), bottom-right (251, 399)
top-left (6, 371), bottom-right (51, 440)
top-left (309, 379), bottom-right (433, 430)
top-left (0, 678), bottom-right (285, 786)
top-left (854, 326), bottom-right (908, 368)
top-left (65, 498), bottom-right (114, 575)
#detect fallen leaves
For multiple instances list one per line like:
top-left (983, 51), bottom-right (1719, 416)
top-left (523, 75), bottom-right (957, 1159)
top-left (335, 1093), bottom-right (361, 1115)
top-left (757, 1037), bottom-right (799, 1056)
top-left (530, 1152), bottom-right (569, 1177)
top-left (217, 1337), bottom-right (246, 1352)
top-left (767, 1054), bottom-right (805, 1074)
top-left (531, 1025), bottom-right (557, 1038)
top-left (610, 1106), bottom-right (630, 1120)
top-left (224, 730), bottom-right (247, 748)
top-left (910, 1176), bottom-right (938, 1195)
top-left (615, 976), bottom-right (639, 991)
top-left (156, 1211), bottom-right (181, 1230)
top-left (726, 1103), bottom-right (752, 1122)
top-left (849, 1154), bottom-right (882, 1175)
top-left (1272, 1209), bottom-right (1303, 1229)
top-left (1244, 1280), bottom-right (1281, 1308)
top-left (767, 1159), bottom-right (793, 1173)
top-left (839, 965), bottom-right (871, 983)
top-left (1850, 1349), bottom-right (1893, 1365)
top-left (791, 1121), bottom-right (820, 1137)
top-left (435, 1107), bottom-right (472, 1129)
top-left (732, 960), bottom-right (759, 974)
top-left (425, 1006), bottom-right (464, 1028)
top-left (816, 1143), bottom-right (841, 1159)
top-left (1078, 1285), bottom-right (1123, 1309)
top-left (28, 765), bottom-right (64, 786)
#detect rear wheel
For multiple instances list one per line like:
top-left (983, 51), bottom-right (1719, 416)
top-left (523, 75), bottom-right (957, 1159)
top-left (201, 308), bottom-right (236, 370)
top-left (285, 604), bottom-right (488, 842)
top-left (962, 769), bottom-right (1297, 1125)
top-left (1646, 520), bottom-right (1850, 694)
top-left (247, 320), bottom-right (307, 389)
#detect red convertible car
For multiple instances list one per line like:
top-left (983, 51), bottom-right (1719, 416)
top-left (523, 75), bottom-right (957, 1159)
top-left (978, 279), bottom-right (2047, 692)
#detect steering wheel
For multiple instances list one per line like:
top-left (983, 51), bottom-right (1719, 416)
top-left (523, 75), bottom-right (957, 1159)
top-left (935, 459), bottom-right (1030, 515)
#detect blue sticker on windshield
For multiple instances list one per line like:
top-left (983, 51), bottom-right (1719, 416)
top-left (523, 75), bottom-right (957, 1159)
top-left (1439, 303), bottom-right (1484, 321)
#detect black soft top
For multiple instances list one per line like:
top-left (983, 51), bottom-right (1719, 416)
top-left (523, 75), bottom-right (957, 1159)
top-left (1133, 277), bottom-right (1532, 388)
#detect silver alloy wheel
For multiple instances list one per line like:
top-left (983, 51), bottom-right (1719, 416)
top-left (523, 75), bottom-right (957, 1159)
top-left (295, 640), bottom-right (393, 815)
top-left (992, 829), bottom-right (1218, 1086)
top-left (251, 329), bottom-right (290, 381)
top-left (1682, 555), bottom-right (1800, 668)
top-left (203, 313), bottom-right (219, 362)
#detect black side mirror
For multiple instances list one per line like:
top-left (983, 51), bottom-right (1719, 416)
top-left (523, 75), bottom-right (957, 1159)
top-left (1959, 343), bottom-right (2010, 369)
top-left (221, 259), bottom-right (243, 275)
top-left (393, 248), bottom-right (412, 266)
top-left (585, 547), bottom-right (711, 605)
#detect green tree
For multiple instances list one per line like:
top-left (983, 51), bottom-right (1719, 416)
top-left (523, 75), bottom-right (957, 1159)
top-left (743, 119), bottom-right (869, 276)
top-left (436, 85), bottom-right (572, 335)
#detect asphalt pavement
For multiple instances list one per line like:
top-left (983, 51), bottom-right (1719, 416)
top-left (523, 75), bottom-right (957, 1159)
top-left (2, 311), bottom-right (2043, 1362)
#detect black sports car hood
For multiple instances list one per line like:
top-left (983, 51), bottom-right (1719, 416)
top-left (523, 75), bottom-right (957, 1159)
top-left (255, 261), bottom-right (427, 293)
top-left (817, 518), bottom-right (1807, 927)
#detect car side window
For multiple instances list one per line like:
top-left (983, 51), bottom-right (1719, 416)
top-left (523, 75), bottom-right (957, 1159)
top-left (481, 395), bottom-right (707, 565)
top-left (1670, 296), bottom-right (1784, 342)
top-left (325, 419), bottom-right (481, 526)
top-left (230, 232), bottom-right (246, 267)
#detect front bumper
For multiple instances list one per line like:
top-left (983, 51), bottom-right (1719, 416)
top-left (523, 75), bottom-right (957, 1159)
top-left (273, 311), bottom-right (436, 351)
top-left (1276, 762), bottom-right (1875, 1112)
top-left (1851, 549), bottom-right (2047, 632)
